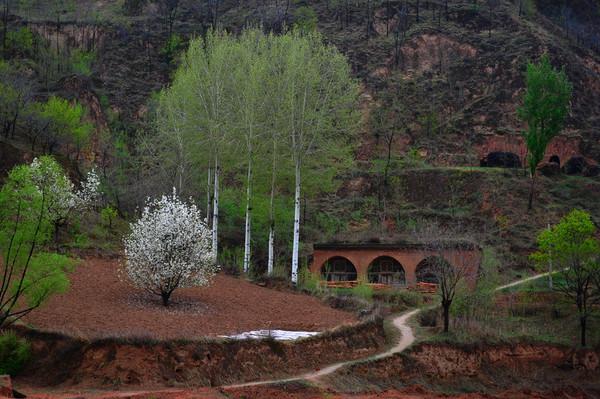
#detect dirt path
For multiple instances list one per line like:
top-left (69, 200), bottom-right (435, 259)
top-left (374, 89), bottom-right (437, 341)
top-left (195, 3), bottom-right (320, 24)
top-left (225, 272), bottom-right (552, 389)
top-left (495, 271), bottom-right (554, 291)
top-left (225, 308), bottom-right (421, 389)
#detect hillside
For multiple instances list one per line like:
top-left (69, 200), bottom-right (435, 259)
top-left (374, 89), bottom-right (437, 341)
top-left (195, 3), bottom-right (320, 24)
top-left (2, 0), bottom-right (600, 273)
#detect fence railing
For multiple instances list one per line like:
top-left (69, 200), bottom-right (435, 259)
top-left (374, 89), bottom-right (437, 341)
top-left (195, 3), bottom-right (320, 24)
top-left (319, 280), bottom-right (438, 292)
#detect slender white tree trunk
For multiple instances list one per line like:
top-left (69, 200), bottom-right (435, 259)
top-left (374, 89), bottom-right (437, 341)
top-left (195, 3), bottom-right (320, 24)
top-left (243, 153), bottom-right (252, 274)
top-left (291, 157), bottom-right (301, 284)
top-left (212, 156), bottom-right (219, 261)
top-left (268, 226), bottom-right (275, 275)
top-left (547, 223), bottom-right (553, 289)
top-left (267, 140), bottom-right (277, 276)
top-left (206, 164), bottom-right (212, 224)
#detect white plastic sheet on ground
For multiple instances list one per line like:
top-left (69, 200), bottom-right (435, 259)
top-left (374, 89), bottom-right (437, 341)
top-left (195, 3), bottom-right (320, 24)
top-left (221, 330), bottom-right (320, 340)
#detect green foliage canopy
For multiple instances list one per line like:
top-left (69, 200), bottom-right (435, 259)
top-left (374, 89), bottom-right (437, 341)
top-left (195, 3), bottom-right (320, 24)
top-left (150, 28), bottom-right (359, 263)
top-left (40, 96), bottom-right (93, 155)
top-left (531, 209), bottom-right (600, 346)
top-left (518, 54), bottom-right (572, 175)
top-left (0, 157), bottom-right (76, 329)
top-left (518, 54), bottom-right (572, 209)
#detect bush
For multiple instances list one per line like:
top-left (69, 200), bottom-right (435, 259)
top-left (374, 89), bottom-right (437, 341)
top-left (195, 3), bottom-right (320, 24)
top-left (100, 205), bottom-right (118, 229)
top-left (6, 27), bottom-right (34, 56)
top-left (70, 49), bottom-right (95, 76)
top-left (219, 247), bottom-right (243, 276)
top-left (293, 6), bottom-right (318, 32)
top-left (271, 262), bottom-right (288, 279)
top-left (325, 293), bottom-right (371, 313)
top-left (298, 266), bottom-right (321, 294)
top-left (374, 289), bottom-right (422, 310)
top-left (0, 332), bottom-right (30, 376)
top-left (122, 0), bottom-right (148, 15)
top-left (351, 280), bottom-right (373, 301)
top-left (161, 33), bottom-right (184, 62)
top-left (419, 307), bottom-right (439, 327)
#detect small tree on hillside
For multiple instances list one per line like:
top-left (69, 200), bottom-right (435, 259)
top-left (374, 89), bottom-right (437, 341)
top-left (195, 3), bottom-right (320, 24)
top-left (518, 54), bottom-right (572, 211)
top-left (414, 222), bottom-right (479, 333)
top-left (39, 96), bottom-right (93, 158)
top-left (123, 190), bottom-right (218, 306)
top-left (531, 209), bottom-right (600, 347)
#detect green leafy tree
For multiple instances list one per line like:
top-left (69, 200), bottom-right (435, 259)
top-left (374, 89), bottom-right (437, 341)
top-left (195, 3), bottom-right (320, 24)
top-left (293, 6), bottom-right (318, 32)
top-left (0, 60), bottom-right (32, 139)
top-left (518, 54), bottom-right (572, 210)
top-left (531, 209), bottom-right (600, 347)
top-left (40, 96), bottom-right (93, 158)
top-left (278, 30), bottom-right (358, 283)
top-left (70, 49), bottom-right (95, 76)
top-left (0, 159), bottom-right (76, 329)
top-left (153, 29), bottom-right (358, 281)
top-left (5, 26), bottom-right (33, 57)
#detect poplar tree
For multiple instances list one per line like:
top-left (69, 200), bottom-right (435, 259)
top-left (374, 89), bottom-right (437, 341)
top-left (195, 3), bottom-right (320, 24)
top-left (158, 30), bottom-right (239, 261)
top-left (154, 29), bottom-right (358, 281)
top-left (518, 54), bottom-right (572, 211)
top-left (277, 31), bottom-right (358, 283)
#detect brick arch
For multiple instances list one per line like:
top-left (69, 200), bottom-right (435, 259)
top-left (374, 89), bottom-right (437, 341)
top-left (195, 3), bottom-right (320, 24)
top-left (415, 255), bottom-right (453, 284)
top-left (367, 256), bottom-right (406, 285)
top-left (319, 256), bottom-right (358, 282)
top-left (362, 253), bottom-right (406, 273)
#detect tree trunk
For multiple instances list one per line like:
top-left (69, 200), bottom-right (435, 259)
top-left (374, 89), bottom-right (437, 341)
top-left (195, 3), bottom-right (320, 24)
top-left (416, 0), bottom-right (420, 22)
top-left (519, 0), bottom-right (523, 16)
top-left (267, 140), bottom-right (277, 276)
top-left (291, 157), bottom-right (301, 284)
top-left (212, 156), bottom-right (219, 261)
top-left (267, 225), bottom-right (275, 275)
top-left (206, 165), bottom-right (212, 224)
top-left (161, 291), bottom-right (171, 306)
top-left (527, 172), bottom-right (535, 211)
top-left (547, 236), bottom-right (553, 289)
top-left (445, 0), bottom-right (449, 20)
top-left (2, 0), bottom-right (8, 59)
top-left (442, 301), bottom-right (451, 332)
top-left (243, 152), bottom-right (252, 274)
top-left (489, 6), bottom-right (492, 38)
top-left (580, 315), bottom-right (587, 347)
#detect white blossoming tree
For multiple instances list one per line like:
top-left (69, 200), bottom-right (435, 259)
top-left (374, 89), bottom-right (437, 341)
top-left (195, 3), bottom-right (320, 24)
top-left (29, 156), bottom-right (101, 241)
top-left (123, 190), bottom-right (217, 306)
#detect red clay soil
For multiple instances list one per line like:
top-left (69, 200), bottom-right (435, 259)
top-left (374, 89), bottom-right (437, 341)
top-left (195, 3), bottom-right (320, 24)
top-left (222, 385), bottom-right (592, 399)
top-left (222, 386), bottom-right (593, 399)
top-left (23, 257), bottom-right (356, 339)
top-left (19, 385), bottom-right (592, 399)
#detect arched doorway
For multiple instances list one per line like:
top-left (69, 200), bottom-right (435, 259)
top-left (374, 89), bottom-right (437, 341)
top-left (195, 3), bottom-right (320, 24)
top-left (415, 256), bottom-right (453, 284)
top-left (368, 256), bottom-right (406, 286)
top-left (321, 257), bottom-right (357, 282)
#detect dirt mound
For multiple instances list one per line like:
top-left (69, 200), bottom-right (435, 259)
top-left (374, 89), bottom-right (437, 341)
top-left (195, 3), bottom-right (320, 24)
top-left (325, 342), bottom-right (600, 396)
top-left (23, 258), bottom-right (356, 339)
top-left (15, 317), bottom-right (385, 389)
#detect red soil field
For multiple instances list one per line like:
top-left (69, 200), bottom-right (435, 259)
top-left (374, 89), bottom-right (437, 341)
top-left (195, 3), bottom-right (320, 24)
top-left (23, 258), bottom-right (356, 339)
top-left (20, 385), bottom-right (587, 399)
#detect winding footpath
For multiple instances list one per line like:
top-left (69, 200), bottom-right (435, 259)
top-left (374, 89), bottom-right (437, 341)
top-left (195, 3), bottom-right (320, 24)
top-left (225, 270), bottom-right (554, 389)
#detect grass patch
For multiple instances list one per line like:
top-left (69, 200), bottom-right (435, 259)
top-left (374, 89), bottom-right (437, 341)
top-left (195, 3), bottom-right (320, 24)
top-left (0, 331), bottom-right (30, 376)
top-left (427, 290), bottom-right (600, 347)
